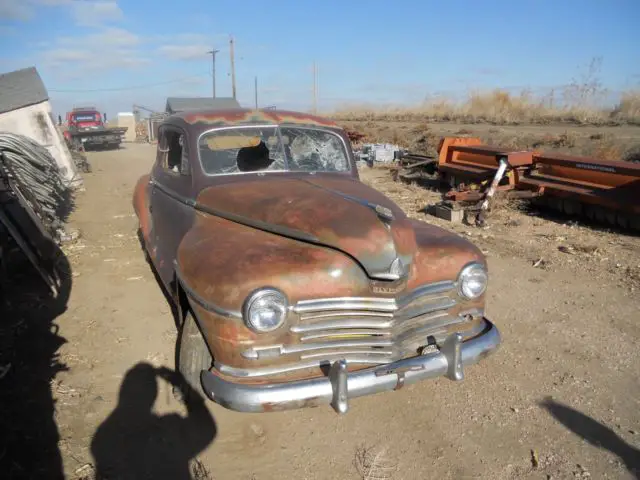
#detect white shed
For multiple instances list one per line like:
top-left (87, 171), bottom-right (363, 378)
top-left (116, 112), bottom-right (137, 143)
top-left (0, 67), bottom-right (81, 187)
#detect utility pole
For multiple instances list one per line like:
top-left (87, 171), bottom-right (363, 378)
top-left (230, 36), bottom-right (237, 100)
top-left (254, 76), bottom-right (258, 109)
top-left (207, 48), bottom-right (220, 98)
top-left (312, 62), bottom-right (317, 114)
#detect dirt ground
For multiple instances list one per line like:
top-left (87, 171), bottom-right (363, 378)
top-left (2, 135), bottom-right (639, 480)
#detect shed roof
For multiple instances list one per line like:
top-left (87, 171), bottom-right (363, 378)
top-left (165, 97), bottom-right (241, 114)
top-left (0, 67), bottom-right (49, 115)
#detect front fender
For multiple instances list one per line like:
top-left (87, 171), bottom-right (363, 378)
top-left (176, 213), bottom-right (372, 370)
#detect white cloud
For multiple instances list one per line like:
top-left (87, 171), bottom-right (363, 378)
top-left (157, 44), bottom-right (211, 61)
top-left (33, 0), bottom-right (73, 5)
top-left (55, 27), bottom-right (140, 47)
top-left (37, 28), bottom-right (231, 74)
top-left (72, 1), bottom-right (122, 26)
top-left (1, 0), bottom-right (122, 26)
top-left (156, 33), bottom-right (229, 60)
top-left (40, 27), bottom-right (147, 72)
top-left (0, 1), bottom-right (32, 20)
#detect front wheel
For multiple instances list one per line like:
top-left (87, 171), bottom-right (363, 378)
top-left (177, 311), bottom-right (213, 394)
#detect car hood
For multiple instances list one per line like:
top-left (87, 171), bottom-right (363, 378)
top-left (195, 175), bottom-right (419, 280)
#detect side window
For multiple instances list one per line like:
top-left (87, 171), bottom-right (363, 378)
top-left (159, 128), bottom-right (189, 175)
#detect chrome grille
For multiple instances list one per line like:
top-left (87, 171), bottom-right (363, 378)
top-left (239, 280), bottom-right (484, 371)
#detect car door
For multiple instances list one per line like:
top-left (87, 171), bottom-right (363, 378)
top-left (149, 124), bottom-right (196, 292)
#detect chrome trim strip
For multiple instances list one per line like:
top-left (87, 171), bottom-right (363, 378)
top-left (299, 311), bottom-right (395, 320)
top-left (175, 264), bottom-right (242, 319)
top-left (201, 320), bottom-right (501, 412)
top-left (300, 349), bottom-right (395, 360)
top-left (233, 316), bottom-right (485, 377)
top-left (293, 280), bottom-right (457, 314)
top-left (398, 281), bottom-right (457, 308)
top-left (150, 178), bottom-right (195, 207)
top-left (300, 329), bottom-right (392, 341)
top-left (295, 298), bottom-right (397, 314)
top-left (291, 310), bottom-right (451, 334)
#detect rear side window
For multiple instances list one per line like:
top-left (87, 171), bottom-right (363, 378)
top-left (158, 128), bottom-right (189, 175)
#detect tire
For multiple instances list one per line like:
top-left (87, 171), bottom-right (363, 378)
top-left (177, 311), bottom-right (213, 394)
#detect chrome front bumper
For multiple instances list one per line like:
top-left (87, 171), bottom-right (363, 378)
top-left (200, 318), bottom-right (500, 414)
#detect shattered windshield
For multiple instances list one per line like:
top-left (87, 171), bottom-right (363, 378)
top-left (198, 126), bottom-right (350, 175)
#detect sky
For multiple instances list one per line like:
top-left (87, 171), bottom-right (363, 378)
top-left (0, 0), bottom-right (639, 118)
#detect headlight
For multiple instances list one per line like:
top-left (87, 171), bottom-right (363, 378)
top-left (458, 263), bottom-right (488, 299)
top-left (243, 288), bottom-right (288, 332)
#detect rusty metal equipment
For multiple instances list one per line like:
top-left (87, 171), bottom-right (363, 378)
top-left (437, 137), bottom-right (534, 201)
top-left (391, 152), bottom-right (438, 181)
top-left (520, 152), bottom-right (640, 229)
top-left (344, 127), bottom-right (366, 144)
top-left (432, 137), bottom-right (640, 230)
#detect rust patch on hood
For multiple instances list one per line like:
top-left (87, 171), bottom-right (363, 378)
top-left (194, 176), bottom-right (417, 280)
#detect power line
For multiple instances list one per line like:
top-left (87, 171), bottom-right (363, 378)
top-left (48, 73), bottom-right (211, 93)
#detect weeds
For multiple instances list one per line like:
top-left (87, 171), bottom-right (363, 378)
top-left (190, 458), bottom-right (213, 480)
top-left (354, 444), bottom-right (398, 480)
top-left (332, 88), bottom-right (640, 126)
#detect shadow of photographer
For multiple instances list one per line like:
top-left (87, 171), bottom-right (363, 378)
top-left (91, 362), bottom-right (216, 480)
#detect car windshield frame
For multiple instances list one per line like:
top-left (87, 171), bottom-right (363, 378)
top-left (196, 124), bottom-right (352, 177)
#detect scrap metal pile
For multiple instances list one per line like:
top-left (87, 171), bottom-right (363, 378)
top-left (392, 136), bottom-right (640, 230)
top-left (0, 132), bottom-right (74, 296)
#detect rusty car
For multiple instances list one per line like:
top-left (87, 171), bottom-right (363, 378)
top-left (132, 108), bottom-right (501, 414)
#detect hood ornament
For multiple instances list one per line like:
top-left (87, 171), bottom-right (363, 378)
top-left (373, 204), bottom-right (394, 222)
top-left (389, 257), bottom-right (409, 279)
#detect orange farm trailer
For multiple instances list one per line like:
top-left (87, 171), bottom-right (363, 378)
top-left (435, 137), bottom-right (640, 230)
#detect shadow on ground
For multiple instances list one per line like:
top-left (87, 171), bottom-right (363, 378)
top-left (91, 362), bottom-right (217, 480)
top-left (541, 398), bottom-right (640, 479)
top-left (0, 242), bottom-right (72, 479)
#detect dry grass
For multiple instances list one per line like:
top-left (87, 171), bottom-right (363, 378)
top-left (612, 90), bottom-right (640, 124)
top-left (332, 89), bottom-right (640, 127)
top-left (344, 119), bottom-right (640, 161)
top-left (354, 445), bottom-right (398, 480)
top-left (190, 458), bottom-right (214, 480)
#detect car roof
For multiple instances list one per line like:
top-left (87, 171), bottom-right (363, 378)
top-left (165, 108), bottom-right (340, 131)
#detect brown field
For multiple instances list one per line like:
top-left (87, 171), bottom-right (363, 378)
top-left (331, 89), bottom-right (640, 126)
top-left (334, 119), bottom-right (640, 162)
